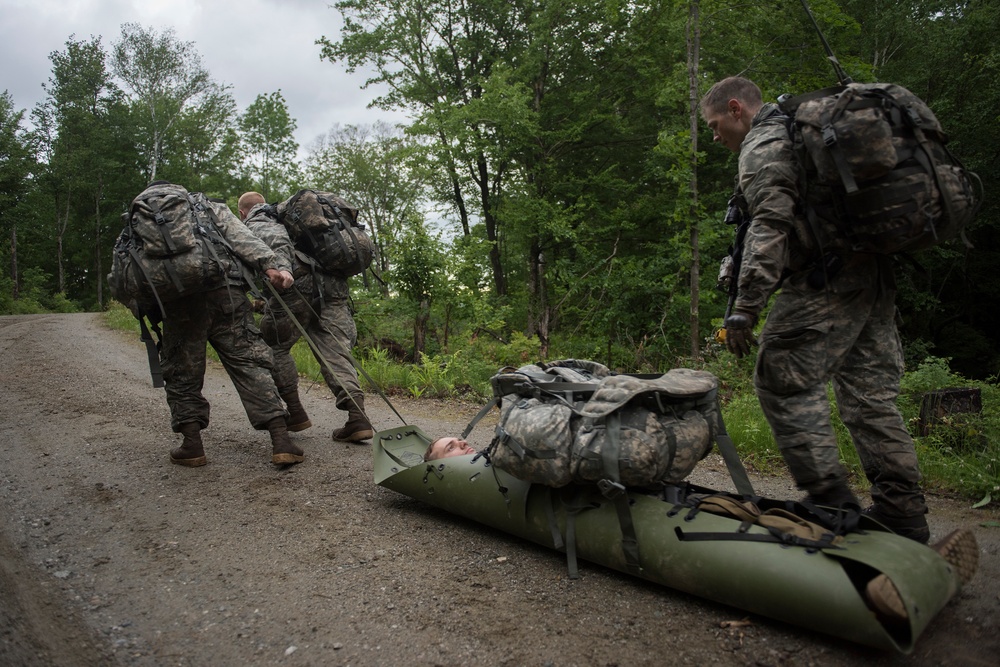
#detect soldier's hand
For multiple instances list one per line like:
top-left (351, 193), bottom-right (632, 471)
top-left (265, 269), bottom-right (294, 290)
top-left (724, 311), bottom-right (757, 358)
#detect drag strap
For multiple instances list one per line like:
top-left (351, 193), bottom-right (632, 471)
top-left (558, 488), bottom-right (601, 580)
top-left (461, 396), bottom-right (501, 439)
top-left (709, 392), bottom-right (755, 496)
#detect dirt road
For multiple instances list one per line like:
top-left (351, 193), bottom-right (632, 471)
top-left (1, 313), bottom-right (997, 666)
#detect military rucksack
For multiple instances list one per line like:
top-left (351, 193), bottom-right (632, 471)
top-left (779, 83), bottom-right (981, 255)
top-left (276, 189), bottom-right (375, 277)
top-left (108, 182), bottom-right (244, 315)
top-left (483, 360), bottom-right (743, 490)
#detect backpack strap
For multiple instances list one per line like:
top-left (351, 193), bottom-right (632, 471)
top-left (136, 310), bottom-right (164, 388)
top-left (597, 412), bottom-right (642, 575)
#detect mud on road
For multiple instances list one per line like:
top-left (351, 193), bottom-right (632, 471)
top-left (1, 313), bottom-right (998, 667)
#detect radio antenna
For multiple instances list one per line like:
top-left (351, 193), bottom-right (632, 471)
top-left (798, 0), bottom-right (852, 85)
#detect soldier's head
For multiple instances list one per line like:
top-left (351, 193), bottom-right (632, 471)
top-left (700, 77), bottom-right (763, 153)
top-left (424, 436), bottom-right (476, 461)
top-left (237, 192), bottom-right (266, 221)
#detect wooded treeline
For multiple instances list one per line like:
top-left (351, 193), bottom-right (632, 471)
top-left (2, 1), bottom-right (997, 379)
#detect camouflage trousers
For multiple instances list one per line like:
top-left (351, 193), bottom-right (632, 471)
top-left (753, 277), bottom-right (926, 518)
top-left (160, 286), bottom-right (286, 432)
top-left (260, 273), bottom-right (360, 408)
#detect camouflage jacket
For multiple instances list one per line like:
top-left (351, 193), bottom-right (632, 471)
top-left (242, 203), bottom-right (349, 303)
top-left (735, 104), bottom-right (886, 318)
top-left (208, 200), bottom-right (291, 279)
top-left (242, 203), bottom-right (296, 272)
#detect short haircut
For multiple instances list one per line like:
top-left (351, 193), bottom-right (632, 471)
top-left (700, 77), bottom-right (763, 117)
top-left (237, 191), bottom-right (266, 215)
top-left (424, 437), bottom-right (446, 461)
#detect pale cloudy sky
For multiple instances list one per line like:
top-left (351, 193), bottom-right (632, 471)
top-left (0, 0), bottom-right (409, 151)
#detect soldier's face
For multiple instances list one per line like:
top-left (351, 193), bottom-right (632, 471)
top-left (704, 100), bottom-right (750, 153)
top-left (427, 437), bottom-right (476, 461)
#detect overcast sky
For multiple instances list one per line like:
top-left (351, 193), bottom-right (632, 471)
top-left (0, 0), bottom-right (409, 153)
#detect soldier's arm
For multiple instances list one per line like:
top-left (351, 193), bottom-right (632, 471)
top-left (734, 125), bottom-right (799, 318)
top-left (210, 203), bottom-right (293, 275)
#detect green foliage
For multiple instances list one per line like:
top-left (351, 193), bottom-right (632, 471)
top-left (238, 90), bottom-right (300, 200)
top-left (0, 269), bottom-right (81, 314)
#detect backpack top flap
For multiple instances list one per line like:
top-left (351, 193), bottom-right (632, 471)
top-left (129, 182), bottom-right (201, 258)
top-left (491, 359), bottom-right (610, 401)
top-left (278, 189), bottom-right (360, 234)
top-left (578, 368), bottom-right (719, 419)
top-left (788, 82), bottom-right (946, 189)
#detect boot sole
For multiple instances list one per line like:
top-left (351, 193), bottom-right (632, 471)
top-left (933, 528), bottom-right (979, 585)
top-left (170, 455), bottom-right (207, 467)
top-left (865, 574), bottom-right (907, 621)
top-left (287, 419), bottom-right (313, 432)
top-left (272, 452), bottom-right (305, 465)
top-left (332, 429), bottom-right (374, 443)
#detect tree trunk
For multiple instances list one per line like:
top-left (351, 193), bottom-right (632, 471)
top-left (413, 298), bottom-right (430, 359)
top-left (527, 242), bottom-right (550, 357)
top-left (57, 195), bottom-right (70, 294)
top-left (94, 187), bottom-right (104, 308)
top-left (9, 225), bottom-right (17, 301)
top-left (686, 1), bottom-right (702, 359)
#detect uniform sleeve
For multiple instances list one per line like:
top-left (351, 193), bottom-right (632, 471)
top-left (210, 203), bottom-right (291, 274)
top-left (734, 123), bottom-right (800, 317)
top-left (245, 212), bottom-right (296, 271)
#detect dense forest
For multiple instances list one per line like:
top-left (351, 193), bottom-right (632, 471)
top-left (1, 0), bottom-right (997, 380)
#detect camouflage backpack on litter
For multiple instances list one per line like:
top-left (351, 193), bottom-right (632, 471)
top-left (780, 82), bottom-right (981, 254)
top-left (485, 360), bottom-right (719, 488)
top-left (276, 189), bottom-right (375, 277)
top-left (108, 182), bottom-right (242, 314)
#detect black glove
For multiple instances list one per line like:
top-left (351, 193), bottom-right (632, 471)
top-left (724, 311), bottom-right (757, 359)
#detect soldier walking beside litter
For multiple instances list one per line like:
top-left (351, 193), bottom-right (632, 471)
top-left (699, 77), bottom-right (930, 542)
top-left (238, 191), bottom-right (374, 443)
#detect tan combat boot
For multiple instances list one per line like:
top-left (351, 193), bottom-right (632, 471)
top-left (170, 422), bottom-right (207, 467)
top-left (331, 394), bottom-right (374, 443)
top-left (280, 388), bottom-right (312, 432)
top-left (865, 528), bottom-right (979, 622)
top-left (268, 417), bottom-right (305, 466)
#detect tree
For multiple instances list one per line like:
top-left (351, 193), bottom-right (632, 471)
top-left (111, 22), bottom-right (224, 181)
top-left (162, 89), bottom-right (241, 196)
top-left (0, 91), bottom-right (36, 301)
top-left (238, 90), bottom-right (300, 200)
top-left (32, 36), bottom-right (126, 302)
top-left (319, 0), bottom-right (528, 298)
top-left (390, 220), bottom-right (447, 358)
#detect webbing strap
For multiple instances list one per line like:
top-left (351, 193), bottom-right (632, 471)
top-left (263, 281), bottom-right (406, 425)
top-left (137, 315), bottom-right (164, 388)
top-left (706, 390), bottom-right (755, 496)
top-left (460, 396), bottom-right (501, 439)
top-left (598, 413), bottom-right (642, 576)
top-left (543, 486), bottom-right (565, 552)
top-left (822, 123), bottom-right (860, 193)
top-left (674, 525), bottom-right (841, 550)
top-left (127, 245), bottom-right (167, 318)
top-left (148, 197), bottom-right (181, 255)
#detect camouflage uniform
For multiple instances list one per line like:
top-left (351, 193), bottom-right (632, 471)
top-left (735, 104), bottom-right (926, 519)
top-left (160, 199), bottom-right (291, 432)
top-left (243, 204), bottom-right (362, 410)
